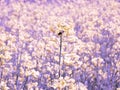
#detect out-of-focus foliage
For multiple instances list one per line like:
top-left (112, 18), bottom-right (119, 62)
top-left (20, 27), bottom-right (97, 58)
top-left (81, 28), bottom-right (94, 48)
top-left (0, 0), bottom-right (120, 90)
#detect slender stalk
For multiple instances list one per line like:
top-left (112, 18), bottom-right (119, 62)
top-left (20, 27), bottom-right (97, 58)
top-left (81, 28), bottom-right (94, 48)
top-left (59, 35), bottom-right (62, 77)
top-left (58, 31), bottom-right (64, 78)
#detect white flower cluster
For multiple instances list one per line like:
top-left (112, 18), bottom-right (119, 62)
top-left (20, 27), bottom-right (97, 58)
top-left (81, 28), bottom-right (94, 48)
top-left (51, 76), bottom-right (81, 90)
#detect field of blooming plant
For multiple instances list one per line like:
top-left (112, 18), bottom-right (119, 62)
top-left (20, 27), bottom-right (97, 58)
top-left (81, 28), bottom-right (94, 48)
top-left (0, 0), bottom-right (120, 90)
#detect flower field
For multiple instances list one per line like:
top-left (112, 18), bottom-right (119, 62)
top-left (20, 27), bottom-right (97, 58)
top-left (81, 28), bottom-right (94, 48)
top-left (0, 0), bottom-right (120, 90)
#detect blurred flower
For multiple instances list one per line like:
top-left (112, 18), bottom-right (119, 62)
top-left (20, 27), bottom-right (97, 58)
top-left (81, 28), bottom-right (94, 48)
top-left (52, 77), bottom-right (67, 89)
top-left (117, 88), bottom-right (120, 90)
top-left (76, 82), bottom-right (88, 90)
top-left (4, 51), bottom-right (12, 60)
top-left (0, 81), bottom-right (9, 90)
top-left (64, 53), bottom-right (78, 66)
top-left (91, 57), bottom-right (104, 66)
top-left (31, 69), bottom-right (39, 78)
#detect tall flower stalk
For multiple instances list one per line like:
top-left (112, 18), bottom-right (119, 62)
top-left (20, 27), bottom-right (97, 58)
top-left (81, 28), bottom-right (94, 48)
top-left (58, 31), bottom-right (64, 78)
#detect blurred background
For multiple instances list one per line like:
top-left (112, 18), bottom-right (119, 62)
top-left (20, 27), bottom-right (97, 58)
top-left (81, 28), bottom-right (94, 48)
top-left (0, 0), bottom-right (120, 90)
